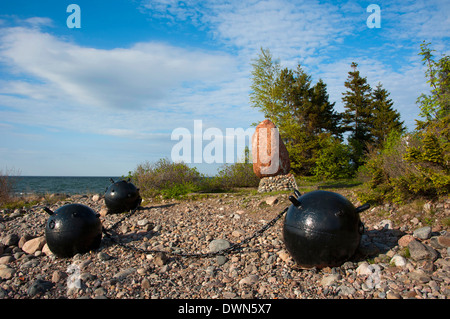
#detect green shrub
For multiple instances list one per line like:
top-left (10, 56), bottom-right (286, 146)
top-left (402, 115), bottom-right (449, 197)
top-left (129, 157), bottom-right (260, 200)
top-left (215, 162), bottom-right (260, 189)
top-left (131, 158), bottom-right (202, 199)
top-left (312, 136), bottom-right (354, 180)
top-left (357, 115), bottom-right (449, 204)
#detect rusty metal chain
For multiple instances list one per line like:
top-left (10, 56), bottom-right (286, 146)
top-left (102, 206), bottom-right (289, 259)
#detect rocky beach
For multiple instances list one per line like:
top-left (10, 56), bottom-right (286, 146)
top-left (0, 188), bottom-right (449, 301)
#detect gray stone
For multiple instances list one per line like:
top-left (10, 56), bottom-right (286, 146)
top-left (413, 226), bottom-right (432, 240)
top-left (209, 239), bottom-right (231, 253)
top-left (137, 218), bottom-right (149, 226)
top-left (408, 240), bottom-right (438, 261)
top-left (27, 279), bottom-right (53, 297)
top-left (2, 233), bottom-right (19, 246)
top-left (0, 266), bottom-right (15, 279)
top-left (114, 267), bottom-right (136, 280)
top-left (97, 251), bottom-right (112, 261)
top-left (216, 255), bottom-right (228, 266)
top-left (338, 285), bottom-right (356, 296)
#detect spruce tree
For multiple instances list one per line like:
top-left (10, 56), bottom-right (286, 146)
top-left (370, 83), bottom-right (405, 149)
top-left (341, 62), bottom-right (373, 168)
top-left (310, 79), bottom-right (342, 138)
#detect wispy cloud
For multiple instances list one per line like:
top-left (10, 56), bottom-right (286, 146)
top-left (0, 25), bottom-right (236, 111)
top-left (141, 0), bottom-right (353, 64)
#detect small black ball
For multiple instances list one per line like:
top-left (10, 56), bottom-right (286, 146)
top-left (45, 204), bottom-right (102, 258)
top-left (104, 180), bottom-right (141, 214)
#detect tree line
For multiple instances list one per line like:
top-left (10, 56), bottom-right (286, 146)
top-left (250, 47), bottom-right (405, 179)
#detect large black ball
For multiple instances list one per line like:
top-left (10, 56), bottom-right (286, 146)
top-left (45, 204), bottom-right (102, 258)
top-left (104, 179), bottom-right (142, 214)
top-left (283, 190), bottom-right (368, 268)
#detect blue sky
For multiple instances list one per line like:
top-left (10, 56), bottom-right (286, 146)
top-left (0, 0), bottom-right (449, 176)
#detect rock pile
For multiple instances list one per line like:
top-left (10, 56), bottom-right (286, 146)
top-left (257, 174), bottom-right (298, 193)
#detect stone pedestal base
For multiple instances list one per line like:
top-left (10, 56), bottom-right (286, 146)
top-left (257, 173), bottom-right (298, 193)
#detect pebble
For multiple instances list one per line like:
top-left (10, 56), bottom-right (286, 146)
top-left (390, 255), bottom-right (407, 267)
top-left (208, 239), bottom-right (230, 253)
top-left (321, 274), bottom-right (341, 286)
top-left (398, 234), bottom-right (415, 247)
top-left (0, 265), bottom-right (15, 279)
top-left (413, 226), bottom-right (432, 240)
top-left (114, 267), bottom-right (136, 280)
top-left (0, 192), bottom-right (448, 300)
top-left (239, 274), bottom-right (259, 286)
top-left (27, 279), bottom-right (53, 297)
top-left (22, 236), bottom-right (46, 255)
top-left (408, 240), bottom-right (438, 261)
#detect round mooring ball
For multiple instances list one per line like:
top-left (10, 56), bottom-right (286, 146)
top-left (104, 179), bottom-right (142, 214)
top-left (45, 204), bottom-right (102, 258)
top-left (283, 190), bottom-right (369, 268)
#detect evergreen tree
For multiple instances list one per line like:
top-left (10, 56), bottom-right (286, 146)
top-left (370, 83), bottom-right (405, 149)
top-left (249, 48), bottom-right (282, 124)
top-left (416, 41), bottom-right (450, 126)
top-left (310, 79), bottom-right (342, 138)
top-left (276, 65), bottom-right (315, 175)
top-left (341, 62), bottom-right (374, 168)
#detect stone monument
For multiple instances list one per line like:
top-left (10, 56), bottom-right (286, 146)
top-left (252, 119), bottom-right (297, 193)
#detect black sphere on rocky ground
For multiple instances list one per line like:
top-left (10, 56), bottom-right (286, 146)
top-left (283, 190), bottom-right (369, 268)
top-left (104, 179), bottom-right (142, 214)
top-left (45, 204), bottom-right (102, 258)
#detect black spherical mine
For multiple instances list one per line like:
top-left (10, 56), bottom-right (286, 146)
top-left (104, 179), bottom-right (142, 214)
top-left (45, 204), bottom-right (102, 258)
top-left (283, 190), bottom-right (369, 268)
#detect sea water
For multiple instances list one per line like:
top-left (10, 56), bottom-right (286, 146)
top-left (12, 176), bottom-right (121, 195)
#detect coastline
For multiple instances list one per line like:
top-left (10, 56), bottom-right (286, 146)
top-left (11, 176), bottom-right (122, 197)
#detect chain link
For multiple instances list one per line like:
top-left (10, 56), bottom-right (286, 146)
top-left (102, 206), bottom-right (289, 259)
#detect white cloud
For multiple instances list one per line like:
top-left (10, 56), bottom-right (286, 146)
top-left (141, 0), bottom-right (353, 66)
top-left (0, 26), bottom-right (237, 111)
top-left (381, 0), bottom-right (450, 41)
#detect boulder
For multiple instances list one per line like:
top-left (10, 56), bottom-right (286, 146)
top-left (252, 119), bottom-right (290, 178)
